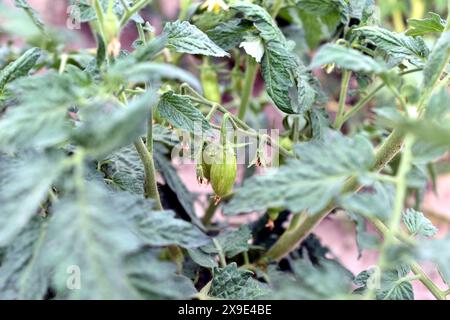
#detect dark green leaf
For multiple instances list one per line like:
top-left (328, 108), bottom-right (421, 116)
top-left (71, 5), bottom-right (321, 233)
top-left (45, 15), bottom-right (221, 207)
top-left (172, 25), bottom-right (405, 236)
top-left (357, 26), bottom-right (429, 66)
top-left (210, 263), bottom-right (270, 299)
top-left (156, 91), bottom-right (211, 133)
top-left (163, 20), bottom-right (229, 57)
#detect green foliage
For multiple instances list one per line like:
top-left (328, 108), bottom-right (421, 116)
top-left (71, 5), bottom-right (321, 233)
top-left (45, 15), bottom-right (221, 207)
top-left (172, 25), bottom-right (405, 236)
top-left (0, 0), bottom-right (449, 301)
top-left (225, 131), bottom-right (375, 215)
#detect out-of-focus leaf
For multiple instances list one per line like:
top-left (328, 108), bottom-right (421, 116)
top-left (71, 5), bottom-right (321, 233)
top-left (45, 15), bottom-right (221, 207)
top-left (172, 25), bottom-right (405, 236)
top-left (41, 181), bottom-right (143, 299)
top-left (124, 249), bottom-right (197, 299)
top-left (406, 13), bottom-right (446, 36)
top-left (340, 182), bottom-right (395, 222)
top-left (267, 258), bottom-right (353, 299)
top-left (417, 235), bottom-right (450, 285)
top-left (0, 152), bottom-right (64, 246)
top-left (73, 91), bottom-right (156, 158)
top-left (0, 218), bottom-right (49, 299)
top-left (310, 44), bottom-right (386, 74)
top-left (422, 30), bottom-right (450, 93)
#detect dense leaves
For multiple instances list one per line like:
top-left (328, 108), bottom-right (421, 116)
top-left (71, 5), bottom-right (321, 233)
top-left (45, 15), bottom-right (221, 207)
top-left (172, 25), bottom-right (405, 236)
top-left (225, 131), bottom-right (375, 215)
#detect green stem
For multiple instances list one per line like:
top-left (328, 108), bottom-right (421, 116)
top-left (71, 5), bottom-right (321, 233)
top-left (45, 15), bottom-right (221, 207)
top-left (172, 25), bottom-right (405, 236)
top-left (202, 198), bottom-right (219, 226)
top-left (365, 134), bottom-right (414, 300)
top-left (270, 0), bottom-right (284, 18)
top-left (213, 238), bottom-right (227, 267)
top-left (336, 68), bottom-right (423, 129)
top-left (92, 0), bottom-right (106, 40)
top-left (237, 55), bottom-right (258, 120)
top-left (133, 139), bottom-right (163, 210)
top-left (334, 71), bottom-right (351, 129)
top-left (120, 0), bottom-right (152, 27)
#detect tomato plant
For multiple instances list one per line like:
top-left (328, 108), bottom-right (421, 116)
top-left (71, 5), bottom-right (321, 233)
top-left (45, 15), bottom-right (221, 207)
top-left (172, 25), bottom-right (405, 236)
top-left (0, 0), bottom-right (449, 300)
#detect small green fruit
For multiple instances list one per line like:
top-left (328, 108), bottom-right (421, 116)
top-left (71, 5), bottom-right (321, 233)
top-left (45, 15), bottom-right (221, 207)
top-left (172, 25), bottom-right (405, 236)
top-left (210, 146), bottom-right (237, 199)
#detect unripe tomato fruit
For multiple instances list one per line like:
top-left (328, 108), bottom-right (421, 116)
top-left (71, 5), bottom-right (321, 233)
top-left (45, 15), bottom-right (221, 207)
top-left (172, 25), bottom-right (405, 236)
top-left (210, 146), bottom-right (237, 199)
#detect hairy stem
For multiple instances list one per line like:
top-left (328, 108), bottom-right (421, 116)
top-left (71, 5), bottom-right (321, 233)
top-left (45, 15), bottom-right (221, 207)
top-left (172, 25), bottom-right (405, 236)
top-left (334, 71), bottom-right (351, 129)
top-left (120, 0), bottom-right (152, 27)
top-left (134, 139), bottom-right (163, 210)
top-left (237, 55), bottom-right (258, 120)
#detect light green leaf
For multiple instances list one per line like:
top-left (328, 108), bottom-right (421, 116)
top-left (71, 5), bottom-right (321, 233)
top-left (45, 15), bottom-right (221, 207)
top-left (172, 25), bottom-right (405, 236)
top-left (0, 152), bottom-right (64, 246)
top-left (357, 26), bottom-right (429, 66)
top-left (402, 208), bottom-right (437, 238)
top-left (0, 47), bottom-right (41, 91)
top-left (0, 217), bottom-right (49, 299)
top-left (163, 20), bottom-right (229, 57)
top-left (225, 130), bottom-right (375, 215)
top-left (310, 44), bottom-right (386, 74)
top-left (210, 263), bottom-right (270, 299)
top-left (156, 91), bottom-right (211, 133)
top-left (406, 12), bottom-right (446, 36)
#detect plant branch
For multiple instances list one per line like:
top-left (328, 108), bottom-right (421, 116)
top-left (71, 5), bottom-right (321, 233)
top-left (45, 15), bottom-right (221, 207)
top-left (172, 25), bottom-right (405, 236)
top-left (133, 138), bottom-right (163, 210)
top-left (334, 70), bottom-right (351, 129)
top-left (120, 0), bottom-right (152, 27)
top-left (237, 55), bottom-right (258, 120)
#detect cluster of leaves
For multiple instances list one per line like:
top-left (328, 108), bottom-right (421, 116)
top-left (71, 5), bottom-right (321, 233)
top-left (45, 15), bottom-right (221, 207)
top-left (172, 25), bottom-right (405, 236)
top-left (0, 0), bottom-right (449, 300)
